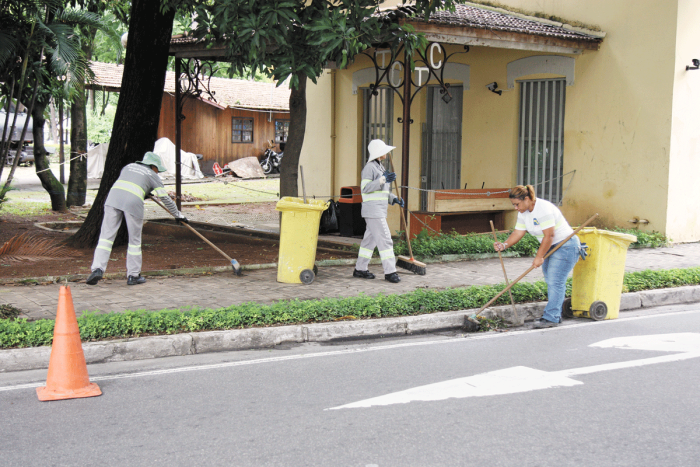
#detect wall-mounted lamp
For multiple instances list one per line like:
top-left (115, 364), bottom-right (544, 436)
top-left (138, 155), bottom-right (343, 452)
top-left (687, 59), bottom-right (699, 70)
top-left (486, 82), bottom-right (502, 95)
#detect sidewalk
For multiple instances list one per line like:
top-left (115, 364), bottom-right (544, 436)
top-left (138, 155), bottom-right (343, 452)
top-left (2, 242), bottom-right (699, 321)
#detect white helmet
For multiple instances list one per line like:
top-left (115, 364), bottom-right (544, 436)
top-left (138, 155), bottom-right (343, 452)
top-left (367, 139), bottom-right (395, 162)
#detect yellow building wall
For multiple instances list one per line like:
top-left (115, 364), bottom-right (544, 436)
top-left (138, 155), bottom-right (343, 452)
top-left (668, 0), bottom-right (700, 242)
top-left (299, 71), bottom-right (333, 200)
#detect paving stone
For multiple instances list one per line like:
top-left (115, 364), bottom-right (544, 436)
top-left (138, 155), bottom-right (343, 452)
top-left (1, 243), bottom-right (699, 321)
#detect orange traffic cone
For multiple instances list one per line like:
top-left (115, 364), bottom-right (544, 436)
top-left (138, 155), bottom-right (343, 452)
top-left (36, 285), bottom-right (102, 401)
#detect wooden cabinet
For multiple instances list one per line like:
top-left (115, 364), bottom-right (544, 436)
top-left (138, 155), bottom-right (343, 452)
top-left (409, 189), bottom-right (514, 238)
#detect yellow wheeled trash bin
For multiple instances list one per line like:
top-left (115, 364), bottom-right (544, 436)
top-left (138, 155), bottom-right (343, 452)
top-left (275, 197), bottom-right (329, 284)
top-left (563, 228), bottom-right (637, 320)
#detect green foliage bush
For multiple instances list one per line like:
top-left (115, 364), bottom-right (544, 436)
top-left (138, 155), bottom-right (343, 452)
top-left (394, 230), bottom-right (540, 257)
top-left (2, 267), bottom-right (699, 349)
top-left (611, 228), bottom-right (670, 248)
top-left (393, 227), bottom-right (670, 257)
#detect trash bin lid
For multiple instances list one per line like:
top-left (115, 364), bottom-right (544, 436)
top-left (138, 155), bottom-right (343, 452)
top-left (275, 196), bottom-right (329, 212)
top-left (578, 227), bottom-right (637, 247)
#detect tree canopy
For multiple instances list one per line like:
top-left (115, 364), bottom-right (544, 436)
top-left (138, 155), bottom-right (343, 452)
top-left (188, 0), bottom-right (463, 89)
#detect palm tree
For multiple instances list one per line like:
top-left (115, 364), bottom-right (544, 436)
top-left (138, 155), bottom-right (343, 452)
top-left (0, 0), bottom-right (107, 210)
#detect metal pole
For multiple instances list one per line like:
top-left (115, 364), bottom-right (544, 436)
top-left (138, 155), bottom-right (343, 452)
top-left (175, 58), bottom-right (182, 210)
top-left (401, 48), bottom-right (411, 210)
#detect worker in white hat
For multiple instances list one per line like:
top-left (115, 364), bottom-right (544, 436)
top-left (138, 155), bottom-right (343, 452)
top-left (353, 139), bottom-right (404, 283)
top-left (86, 152), bottom-right (187, 286)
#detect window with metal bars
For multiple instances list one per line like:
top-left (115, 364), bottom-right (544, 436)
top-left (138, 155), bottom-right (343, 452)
top-left (362, 87), bottom-right (393, 169)
top-left (517, 79), bottom-right (566, 204)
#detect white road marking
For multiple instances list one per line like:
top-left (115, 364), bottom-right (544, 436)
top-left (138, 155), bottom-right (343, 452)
top-left (328, 333), bottom-right (700, 410)
top-left (1, 309), bottom-right (698, 393)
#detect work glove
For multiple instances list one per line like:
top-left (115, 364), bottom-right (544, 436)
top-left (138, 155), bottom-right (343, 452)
top-left (177, 216), bottom-right (189, 224)
top-left (579, 242), bottom-right (589, 260)
top-left (383, 171), bottom-right (397, 183)
top-left (392, 197), bottom-right (405, 208)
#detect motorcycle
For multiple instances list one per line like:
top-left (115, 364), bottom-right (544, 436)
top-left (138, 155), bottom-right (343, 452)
top-left (259, 145), bottom-right (283, 175)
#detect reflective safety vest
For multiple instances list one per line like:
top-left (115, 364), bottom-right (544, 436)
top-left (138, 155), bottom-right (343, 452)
top-left (360, 160), bottom-right (397, 218)
top-left (105, 162), bottom-right (179, 219)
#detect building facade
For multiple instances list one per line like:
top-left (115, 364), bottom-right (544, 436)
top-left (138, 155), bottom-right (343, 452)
top-left (299, 0), bottom-right (700, 242)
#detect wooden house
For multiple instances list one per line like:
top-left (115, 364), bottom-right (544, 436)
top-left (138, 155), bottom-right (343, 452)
top-left (88, 61), bottom-right (291, 168)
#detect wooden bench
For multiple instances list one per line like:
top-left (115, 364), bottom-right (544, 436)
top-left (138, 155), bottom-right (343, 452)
top-left (409, 189), bottom-right (514, 238)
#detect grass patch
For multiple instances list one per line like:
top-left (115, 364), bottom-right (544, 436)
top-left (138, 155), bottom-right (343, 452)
top-left (184, 179), bottom-right (280, 203)
top-left (2, 266), bottom-right (699, 349)
top-left (0, 198), bottom-right (52, 217)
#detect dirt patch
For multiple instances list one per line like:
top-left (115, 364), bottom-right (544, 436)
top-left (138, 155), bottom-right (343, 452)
top-left (0, 205), bottom-right (355, 281)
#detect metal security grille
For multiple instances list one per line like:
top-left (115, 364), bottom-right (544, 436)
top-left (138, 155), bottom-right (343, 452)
top-left (518, 79), bottom-right (566, 204)
top-left (421, 85), bottom-right (463, 210)
top-left (362, 88), bottom-right (393, 168)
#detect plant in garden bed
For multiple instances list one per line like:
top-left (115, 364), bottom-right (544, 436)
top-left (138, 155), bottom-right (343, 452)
top-left (611, 228), bottom-right (670, 248)
top-left (394, 229), bottom-right (540, 257)
top-left (393, 226), bottom-right (671, 258)
top-left (1, 267), bottom-right (699, 350)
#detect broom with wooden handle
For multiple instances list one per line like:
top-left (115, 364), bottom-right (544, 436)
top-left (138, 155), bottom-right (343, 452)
top-left (489, 219), bottom-right (519, 323)
top-left (150, 196), bottom-right (243, 276)
top-left (466, 213), bottom-right (599, 326)
top-left (386, 152), bottom-right (427, 275)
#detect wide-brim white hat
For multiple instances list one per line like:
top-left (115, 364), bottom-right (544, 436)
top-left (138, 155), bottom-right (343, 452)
top-left (367, 139), bottom-right (395, 162)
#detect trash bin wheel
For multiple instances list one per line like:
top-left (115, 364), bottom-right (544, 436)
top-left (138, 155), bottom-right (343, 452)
top-left (589, 300), bottom-right (608, 320)
top-left (313, 264), bottom-right (318, 276)
top-left (300, 269), bottom-right (315, 284)
top-left (561, 298), bottom-right (573, 319)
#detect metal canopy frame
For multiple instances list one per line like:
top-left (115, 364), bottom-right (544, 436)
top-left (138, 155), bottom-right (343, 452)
top-left (363, 42), bottom-right (469, 208)
top-left (173, 58), bottom-right (217, 209)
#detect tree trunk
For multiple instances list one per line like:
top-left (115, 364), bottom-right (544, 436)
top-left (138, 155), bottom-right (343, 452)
top-left (32, 98), bottom-right (67, 211)
top-left (280, 72), bottom-right (307, 198)
top-left (68, 0), bottom-right (176, 248)
top-left (67, 95), bottom-right (88, 207)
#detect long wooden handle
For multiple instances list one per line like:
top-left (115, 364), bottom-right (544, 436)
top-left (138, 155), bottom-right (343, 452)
top-left (386, 152), bottom-right (415, 259)
top-left (300, 165), bottom-right (307, 204)
top-left (150, 196), bottom-right (233, 262)
top-left (476, 213), bottom-right (599, 315)
top-left (490, 220), bottom-right (517, 318)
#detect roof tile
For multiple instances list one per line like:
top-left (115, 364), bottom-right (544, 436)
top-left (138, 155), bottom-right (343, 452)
top-left (88, 61), bottom-right (290, 112)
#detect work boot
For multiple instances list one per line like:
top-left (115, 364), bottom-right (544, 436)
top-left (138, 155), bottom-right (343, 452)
top-left (86, 268), bottom-right (103, 285)
top-left (127, 275), bottom-right (146, 286)
top-left (533, 318), bottom-right (558, 329)
top-left (384, 272), bottom-right (401, 283)
top-left (353, 269), bottom-right (376, 279)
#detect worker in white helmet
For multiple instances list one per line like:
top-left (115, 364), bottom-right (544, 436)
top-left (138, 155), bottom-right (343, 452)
top-left (86, 152), bottom-right (187, 286)
top-left (353, 139), bottom-right (404, 283)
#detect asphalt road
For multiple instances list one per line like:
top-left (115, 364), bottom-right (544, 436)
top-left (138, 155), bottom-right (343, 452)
top-left (2, 304), bottom-right (700, 467)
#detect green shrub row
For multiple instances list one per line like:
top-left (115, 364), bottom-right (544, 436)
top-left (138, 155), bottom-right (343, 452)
top-left (394, 230), bottom-right (540, 257)
top-left (1, 267), bottom-right (699, 350)
top-left (393, 228), bottom-right (670, 257)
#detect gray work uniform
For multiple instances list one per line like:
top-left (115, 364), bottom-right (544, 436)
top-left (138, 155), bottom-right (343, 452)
top-left (91, 162), bottom-right (180, 277)
top-left (355, 160), bottom-right (398, 274)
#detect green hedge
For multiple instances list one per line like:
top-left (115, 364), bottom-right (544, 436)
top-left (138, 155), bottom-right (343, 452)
top-left (1, 266), bottom-right (699, 349)
top-left (393, 228), bottom-right (670, 257)
top-left (394, 230), bottom-right (541, 257)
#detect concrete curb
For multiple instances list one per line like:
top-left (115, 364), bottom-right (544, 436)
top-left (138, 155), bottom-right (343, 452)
top-left (2, 284), bottom-right (699, 373)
